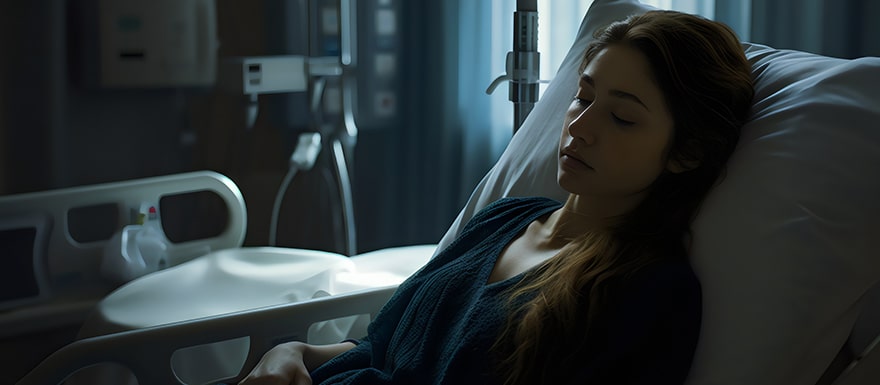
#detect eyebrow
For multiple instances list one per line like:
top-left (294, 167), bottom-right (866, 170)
top-left (580, 74), bottom-right (650, 112)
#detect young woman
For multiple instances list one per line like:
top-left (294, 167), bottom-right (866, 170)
top-left (239, 10), bottom-right (754, 385)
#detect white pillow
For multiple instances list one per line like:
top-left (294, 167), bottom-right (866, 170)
top-left (688, 43), bottom-right (880, 384)
top-left (436, 1), bottom-right (880, 384)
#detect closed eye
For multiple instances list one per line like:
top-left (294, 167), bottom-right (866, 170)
top-left (612, 113), bottom-right (635, 126)
top-left (573, 97), bottom-right (593, 107)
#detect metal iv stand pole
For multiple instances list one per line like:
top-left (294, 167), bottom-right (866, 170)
top-left (303, 64), bottom-right (357, 257)
top-left (334, 0), bottom-right (358, 256)
top-left (308, 0), bottom-right (358, 256)
top-left (486, 0), bottom-right (541, 133)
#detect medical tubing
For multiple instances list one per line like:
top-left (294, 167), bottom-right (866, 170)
top-left (270, 72), bottom-right (328, 246)
top-left (337, 56), bottom-right (359, 255)
top-left (331, 138), bottom-right (357, 256)
top-left (269, 165), bottom-right (299, 246)
top-left (268, 132), bottom-right (322, 246)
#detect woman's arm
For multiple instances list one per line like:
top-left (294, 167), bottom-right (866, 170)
top-left (238, 341), bottom-right (356, 385)
top-left (301, 341), bottom-right (358, 371)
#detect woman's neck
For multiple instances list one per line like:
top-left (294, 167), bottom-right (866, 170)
top-left (540, 194), bottom-right (643, 245)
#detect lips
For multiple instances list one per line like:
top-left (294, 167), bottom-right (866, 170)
top-left (561, 147), bottom-right (594, 170)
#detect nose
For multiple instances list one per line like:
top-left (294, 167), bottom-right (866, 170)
top-left (567, 106), bottom-right (598, 145)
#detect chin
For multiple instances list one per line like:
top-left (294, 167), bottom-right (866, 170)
top-left (556, 171), bottom-right (583, 195)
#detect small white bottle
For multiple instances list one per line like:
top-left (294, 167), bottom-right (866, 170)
top-left (101, 203), bottom-right (169, 284)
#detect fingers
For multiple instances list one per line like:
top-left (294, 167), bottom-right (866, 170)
top-left (238, 370), bottom-right (312, 385)
top-left (238, 342), bottom-right (311, 385)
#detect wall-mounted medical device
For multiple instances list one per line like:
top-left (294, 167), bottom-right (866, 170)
top-left (220, 56), bottom-right (310, 96)
top-left (97, 0), bottom-right (218, 87)
top-left (218, 55), bottom-right (345, 129)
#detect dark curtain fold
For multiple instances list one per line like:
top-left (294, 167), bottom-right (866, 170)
top-left (375, 0), bottom-right (516, 249)
top-left (385, 0), bottom-right (467, 246)
top-left (749, 0), bottom-right (879, 58)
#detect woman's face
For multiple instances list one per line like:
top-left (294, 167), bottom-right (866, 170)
top-left (558, 44), bottom-right (676, 203)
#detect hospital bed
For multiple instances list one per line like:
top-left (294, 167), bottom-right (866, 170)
top-left (2, 169), bottom-right (435, 384)
top-left (12, 0), bottom-right (880, 384)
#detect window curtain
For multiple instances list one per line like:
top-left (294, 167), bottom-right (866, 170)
top-left (748, 0), bottom-right (879, 58)
top-left (646, 0), bottom-right (878, 58)
top-left (454, 0), bottom-right (517, 201)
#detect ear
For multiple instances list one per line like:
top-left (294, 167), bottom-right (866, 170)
top-left (667, 157), bottom-right (700, 174)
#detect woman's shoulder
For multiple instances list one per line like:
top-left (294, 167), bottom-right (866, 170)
top-left (486, 196), bottom-right (561, 209)
top-left (438, 197), bottom-right (561, 261)
top-left (471, 196), bottom-right (561, 223)
top-left (456, 197), bottom-right (560, 236)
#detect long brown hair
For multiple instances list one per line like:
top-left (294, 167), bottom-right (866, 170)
top-left (493, 10), bottom-right (754, 385)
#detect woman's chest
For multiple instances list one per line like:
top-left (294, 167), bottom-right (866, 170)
top-left (487, 227), bottom-right (562, 285)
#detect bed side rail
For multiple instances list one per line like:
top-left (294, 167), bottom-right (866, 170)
top-left (16, 285), bottom-right (397, 385)
top-left (0, 170), bottom-right (246, 313)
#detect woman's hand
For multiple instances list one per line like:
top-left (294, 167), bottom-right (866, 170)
top-left (238, 340), bottom-right (356, 385)
top-left (238, 341), bottom-right (312, 385)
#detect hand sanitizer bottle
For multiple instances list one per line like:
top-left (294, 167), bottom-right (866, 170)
top-left (101, 203), bottom-right (169, 284)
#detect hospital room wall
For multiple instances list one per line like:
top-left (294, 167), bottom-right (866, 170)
top-left (0, 0), bottom-right (221, 193)
top-left (0, 2), bottom-right (57, 196)
top-left (0, 0), bottom-right (474, 255)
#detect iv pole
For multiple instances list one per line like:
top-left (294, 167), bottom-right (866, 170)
top-left (512, 0), bottom-right (540, 132)
top-left (486, 0), bottom-right (541, 133)
top-left (336, 0), bottom-right (358, 256)
top-left (296, 0), bottom-right (358, 256)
